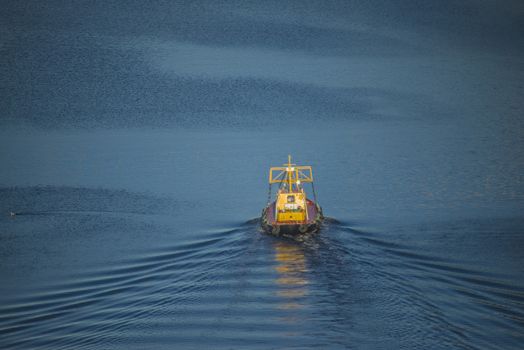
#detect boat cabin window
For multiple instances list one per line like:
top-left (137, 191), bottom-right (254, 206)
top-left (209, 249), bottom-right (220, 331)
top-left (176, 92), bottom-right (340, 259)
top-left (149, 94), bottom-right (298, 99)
top-left (287, 195), bottom-right (295, 203)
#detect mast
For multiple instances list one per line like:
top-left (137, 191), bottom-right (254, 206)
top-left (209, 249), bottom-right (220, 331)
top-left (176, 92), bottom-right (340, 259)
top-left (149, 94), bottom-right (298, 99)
top-left (269, 155), bottom-right (314, 194)
top-left (286, 154), bottom-right (295, 191)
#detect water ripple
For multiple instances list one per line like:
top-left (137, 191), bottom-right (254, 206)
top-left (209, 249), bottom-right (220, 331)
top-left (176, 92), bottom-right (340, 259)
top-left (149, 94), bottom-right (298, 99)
top-left (1, 216), bottom-right (523, 349)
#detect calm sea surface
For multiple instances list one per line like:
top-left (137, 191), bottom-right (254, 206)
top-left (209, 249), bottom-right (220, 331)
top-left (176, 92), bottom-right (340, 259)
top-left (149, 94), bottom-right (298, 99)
top-left (0, 126), bottom-right (522, 349)
top-left (1, 1), bottom-right (523, 349)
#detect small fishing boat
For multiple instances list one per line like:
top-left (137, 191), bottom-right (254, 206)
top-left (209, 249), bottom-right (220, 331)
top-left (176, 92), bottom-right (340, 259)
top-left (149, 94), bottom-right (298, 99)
top-left (261, 156), bottom-right (323, 235)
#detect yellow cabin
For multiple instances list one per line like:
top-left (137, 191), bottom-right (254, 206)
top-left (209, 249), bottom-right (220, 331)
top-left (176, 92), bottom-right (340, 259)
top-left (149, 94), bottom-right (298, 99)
top-left (269, 155), bottom-right (313, 223)
top-left (276, 190), bottom-right (307, 222)
top-left (262, 155), bottom-right (323, 235)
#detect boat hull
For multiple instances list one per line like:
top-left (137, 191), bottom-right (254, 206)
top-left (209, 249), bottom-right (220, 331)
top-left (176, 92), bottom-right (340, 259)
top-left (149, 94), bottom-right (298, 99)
top-left (261, 199), bottom-right (323, 235)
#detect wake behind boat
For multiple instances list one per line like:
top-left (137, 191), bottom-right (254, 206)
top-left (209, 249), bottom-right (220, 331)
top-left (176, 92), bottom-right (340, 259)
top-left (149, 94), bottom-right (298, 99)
top-left (261, 156), bottom-right (323, 235)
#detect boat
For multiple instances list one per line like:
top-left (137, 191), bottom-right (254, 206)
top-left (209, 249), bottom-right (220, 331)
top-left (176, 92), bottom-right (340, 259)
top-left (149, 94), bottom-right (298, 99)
top-left (261, 155), bottom-right (323, 235)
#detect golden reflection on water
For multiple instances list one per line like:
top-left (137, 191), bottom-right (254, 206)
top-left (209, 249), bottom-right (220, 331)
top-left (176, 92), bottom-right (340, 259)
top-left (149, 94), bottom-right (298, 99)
top-left (273, 241), bottom-right (309, 313)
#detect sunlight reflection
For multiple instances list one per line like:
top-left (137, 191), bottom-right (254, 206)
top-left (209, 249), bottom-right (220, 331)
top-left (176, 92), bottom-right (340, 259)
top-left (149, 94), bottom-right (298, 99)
top-left (273, 241), bottom-right (309, 314)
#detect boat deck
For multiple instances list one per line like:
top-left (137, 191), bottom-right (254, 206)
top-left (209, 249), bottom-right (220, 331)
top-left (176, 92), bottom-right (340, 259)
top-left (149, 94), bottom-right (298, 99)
top-left (266, 199), bottom-right (319, 225)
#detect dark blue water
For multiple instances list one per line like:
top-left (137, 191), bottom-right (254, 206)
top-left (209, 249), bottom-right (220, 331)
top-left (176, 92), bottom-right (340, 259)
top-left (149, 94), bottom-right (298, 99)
top-left (1, 1), bottom-right (523, 349)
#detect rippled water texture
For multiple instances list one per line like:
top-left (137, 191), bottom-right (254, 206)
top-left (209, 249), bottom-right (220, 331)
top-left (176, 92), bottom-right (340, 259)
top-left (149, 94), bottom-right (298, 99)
top-left (1, 1), bottom-right (524, 349)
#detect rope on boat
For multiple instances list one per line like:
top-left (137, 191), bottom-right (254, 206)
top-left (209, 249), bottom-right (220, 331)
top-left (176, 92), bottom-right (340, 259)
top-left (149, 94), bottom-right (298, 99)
top-left (267, 183), bottom-right (272, 205)
top-left (311, 181), bottom-right (318, 204)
